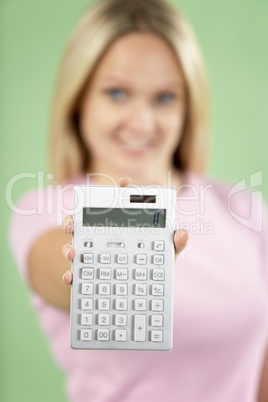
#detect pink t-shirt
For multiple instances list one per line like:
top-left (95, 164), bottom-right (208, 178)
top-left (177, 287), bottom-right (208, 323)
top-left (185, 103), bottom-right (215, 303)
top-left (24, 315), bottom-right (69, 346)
top-left (9, 172), bottom-right (268, 402)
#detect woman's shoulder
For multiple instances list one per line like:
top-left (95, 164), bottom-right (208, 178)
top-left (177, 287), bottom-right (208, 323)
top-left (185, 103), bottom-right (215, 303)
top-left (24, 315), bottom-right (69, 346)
top-left (181, 169), bottom-right (265, 234)
top-left (183, 170), bottom-right (261, 208)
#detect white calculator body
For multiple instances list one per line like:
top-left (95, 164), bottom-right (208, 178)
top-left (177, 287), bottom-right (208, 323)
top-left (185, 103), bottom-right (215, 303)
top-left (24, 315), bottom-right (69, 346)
top-left (70, 185), bottom-right (176, 351)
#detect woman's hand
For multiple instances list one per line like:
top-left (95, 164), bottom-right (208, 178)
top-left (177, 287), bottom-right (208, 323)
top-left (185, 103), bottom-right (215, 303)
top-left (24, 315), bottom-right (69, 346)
top-left (62, 177), bottom-right (189, 284)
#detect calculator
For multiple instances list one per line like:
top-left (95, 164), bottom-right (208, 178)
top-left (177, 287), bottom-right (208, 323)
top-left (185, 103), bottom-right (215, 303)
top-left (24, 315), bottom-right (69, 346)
top-left (70, 185), bottom-right (176, 350)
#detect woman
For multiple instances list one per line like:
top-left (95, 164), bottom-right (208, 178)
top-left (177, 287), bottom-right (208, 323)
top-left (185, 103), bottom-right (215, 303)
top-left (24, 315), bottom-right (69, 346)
top-left (9, 0), bottom-right (268, 401)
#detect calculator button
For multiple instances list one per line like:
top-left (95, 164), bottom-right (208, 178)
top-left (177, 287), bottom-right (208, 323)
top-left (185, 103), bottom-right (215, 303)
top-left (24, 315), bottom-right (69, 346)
top-left (151, 315), bottom-right (163, 327)
top-left (84, 241), bottom-right (93, 248)
top-left (98, 283), bottom-right (111, 295)
top-left (151, 284), bottom-right (164, 296)
top-left (116, 254), bottom-right (128, 264)
top-left (82, 268), bottom-right (94, 280)
top-left (153, 241), bottom-right (165, 251)
top-left (98, 299), bottom-right (110, 310)
top-left (81, 283), bottom-right (94, 295)
top-left (80, 329), bottom-right (93, 341)
top-left (153, 255), bottom-right (164, 265)
top-left (137, 242), bottom-right (145, 248)
top-left (134, 268), bottom-right (147, 280)
top-left (81, 298), bottom-right (93, 310)
top-left (133, 315), bottom-right (146, 341)
top-left (115, 298), bottom-right (128, 311)
top-left (136, 254), bottom-right (147, 264)
top-left (115, 268), bottom-right (128, 280)
top-left (97, 329), bottom-right (110, 341)
top-left (99, 268), bottom-right (111, 280)
top-left (152, 269), bottom-right (165, 281)
top-left (81, 313), bottom-right (93, 325)
top-left (151, 330), bottom-right (163, 342)
top-left (151, 299), bottom-right (164, 311)
top-left (115, 284), bottom-right (128, 295)
top-left (134, 284), bottom-right (147, 296)
top-left (98, 314), bottom-right (110, 326)
top-left (115, 314), bottom-right (127, 326)
top-left (99, 253), bottom-right (111, 264)
top-left (134, 299), bottom-right (147, 311)
top-left (83, 253), bottom-right (94, 264)
top-left (115, 329), bottom-right (127, 341)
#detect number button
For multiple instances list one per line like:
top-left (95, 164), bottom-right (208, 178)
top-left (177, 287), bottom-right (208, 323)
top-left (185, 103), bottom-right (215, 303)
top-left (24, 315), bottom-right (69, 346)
top-left (115, 284), bottom-right (128, 295)
top-left (115, 299), bottom-right (128, 311)
top-left (98, 299), bottom-right (110, 311)
top-left (98, 283), bottom-right (111, 295)
top-left (81, 299), bottom-right (93, 310)
top-left (80, 329), bottom-right (92, 341)
top-left (98, 314), bottom-right (110, 326)
top-left (81, 313), bottom-right (93, 326)
top-left (97, 329), bottom-right (110, 341)
top-left (115, 314), bottom-right (127, 326)
top-left (81, 283), bottom-right (93, 295)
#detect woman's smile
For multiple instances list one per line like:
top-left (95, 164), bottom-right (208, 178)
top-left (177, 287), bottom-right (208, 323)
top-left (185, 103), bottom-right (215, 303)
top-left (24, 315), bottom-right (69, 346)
top-left (112, 134), bottom-right (154, 155)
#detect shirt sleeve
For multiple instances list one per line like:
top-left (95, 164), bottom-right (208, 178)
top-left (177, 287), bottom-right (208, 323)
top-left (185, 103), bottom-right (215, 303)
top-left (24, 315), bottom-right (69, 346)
top-left (8, 185), bottom-right (73, 284)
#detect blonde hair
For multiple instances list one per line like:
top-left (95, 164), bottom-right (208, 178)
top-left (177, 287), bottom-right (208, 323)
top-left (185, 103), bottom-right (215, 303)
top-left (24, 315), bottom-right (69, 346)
top-left (49, 0), bottom-right (209, 183)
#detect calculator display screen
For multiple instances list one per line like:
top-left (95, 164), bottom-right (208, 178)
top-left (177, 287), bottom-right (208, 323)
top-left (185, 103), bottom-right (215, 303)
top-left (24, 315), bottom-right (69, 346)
top-left (83, 208), bottom-right (166, 228)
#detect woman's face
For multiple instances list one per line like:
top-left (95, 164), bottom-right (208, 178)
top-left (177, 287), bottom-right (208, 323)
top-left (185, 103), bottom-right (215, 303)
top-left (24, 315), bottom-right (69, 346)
top-left (80, 33), bottom-right (186, 185)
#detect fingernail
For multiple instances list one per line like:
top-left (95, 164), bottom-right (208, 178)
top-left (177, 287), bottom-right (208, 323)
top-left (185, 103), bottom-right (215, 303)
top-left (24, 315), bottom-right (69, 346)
top-left (62, 273), bottom-right (71, 284)
top-left (63, 246), bottom-right (72, 259)
top-left (64, 220), bottom-right (70, 230)
top-left (64, 219), bottom-right (74, 233)
top-left (119, 177), bottom-right (132, 184)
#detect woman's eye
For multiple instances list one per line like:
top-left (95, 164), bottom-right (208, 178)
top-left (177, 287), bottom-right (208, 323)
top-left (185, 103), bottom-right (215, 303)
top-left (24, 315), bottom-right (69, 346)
top-left (106, 89), bottom-right (127, 101)
top-left (157, 93), bottom-right (175, 104)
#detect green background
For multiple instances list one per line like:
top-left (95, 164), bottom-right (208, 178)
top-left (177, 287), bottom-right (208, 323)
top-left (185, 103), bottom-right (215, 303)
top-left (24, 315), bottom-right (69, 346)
top-left (1, 0), bottom-right (268, 401)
